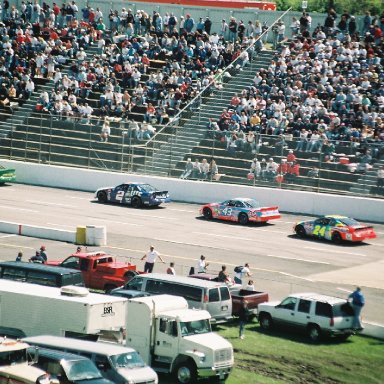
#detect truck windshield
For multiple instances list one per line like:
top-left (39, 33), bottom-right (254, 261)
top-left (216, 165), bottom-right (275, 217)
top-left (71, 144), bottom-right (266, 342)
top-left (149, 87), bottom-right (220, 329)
top-left (180, 319), bottom-right (211, 336)
top-left (63, 360), bottom-right (102, 380)
top-left (0, 349), bottom-right (27, 366)
top-left (110, 352), bottom-right (146, 369)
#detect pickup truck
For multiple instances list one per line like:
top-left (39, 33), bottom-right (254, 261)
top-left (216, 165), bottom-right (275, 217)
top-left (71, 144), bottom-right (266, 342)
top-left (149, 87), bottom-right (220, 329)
top-left (46, 251), bottom-right (139, 292)
top-left (231, 289), bottom-right (269, 318)
top-left (189, 274), bottom-right (268, 318)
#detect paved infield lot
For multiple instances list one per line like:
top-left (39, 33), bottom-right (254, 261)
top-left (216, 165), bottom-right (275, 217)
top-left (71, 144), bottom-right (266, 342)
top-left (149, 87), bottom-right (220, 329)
top-left (0, 184), bottom-right (383, 325)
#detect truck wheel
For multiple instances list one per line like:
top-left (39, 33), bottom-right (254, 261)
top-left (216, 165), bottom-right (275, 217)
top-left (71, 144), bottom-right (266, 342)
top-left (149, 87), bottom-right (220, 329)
top-left (308, 324), bottom-right (322, 342)
top-left (203, 208), bottom-right (213, 220)
top-left (259, 313), bottom-right (273, 331)
top-left (104, 284), bottom-right (117, 294)
top-left (175, 361), bottom-right (197, 384)
top-left (97, 191), bottom-right (107, 203)
top-left (131, 196), bottom-right (142, 208)
top-left (238, 213), bottom-right (249, 225)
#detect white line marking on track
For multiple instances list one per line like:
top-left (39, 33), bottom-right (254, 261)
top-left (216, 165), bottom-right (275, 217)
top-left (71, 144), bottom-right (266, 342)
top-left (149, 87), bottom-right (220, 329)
top-left (267, 254), bottom-right (331, 265)
top-left (304, 246), bottom-right (366, 257)
top-left (167, 208), bottom-right (196, 213)
top-left (242, 227), bottom-right (286, 234)
top-left (278, 272), bottom-right (313, 281)
top-left (26, 200), bottom-right (76, 208)
top-left (152, 238), bottom-right (231, 250)
top-left (192, 232), bottom-right (257, 242)
top-left (64, 195), bottom-right (93, 200)
top-left (0, 234), bottom-right (16, 239)
top-left (0, 205), bottom-right (38, 213)
top-left (0, 242), bottom-right (34, 250)
top-left (337, 287), bottom-right (350, 293)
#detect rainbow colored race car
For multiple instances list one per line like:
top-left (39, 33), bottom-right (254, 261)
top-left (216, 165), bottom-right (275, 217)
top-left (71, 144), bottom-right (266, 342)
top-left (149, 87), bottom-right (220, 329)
top-left (294, 215), bottom-right (376, 243)
top-left (200, 198), bottom-right (281, 225)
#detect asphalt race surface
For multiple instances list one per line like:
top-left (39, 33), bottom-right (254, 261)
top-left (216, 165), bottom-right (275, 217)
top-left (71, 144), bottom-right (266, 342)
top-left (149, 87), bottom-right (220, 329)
top-left (0, 184), bottom-right (383, 325)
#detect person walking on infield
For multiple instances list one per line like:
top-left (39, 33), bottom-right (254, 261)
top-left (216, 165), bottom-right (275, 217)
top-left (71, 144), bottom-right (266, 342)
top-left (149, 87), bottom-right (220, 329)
top-left (141, 246), bottom-right (165, 273)
top-left (348, 286), bottom-right (365, 330)
top-left (239, 300), bottom-right (249, 339)
top-left (234, 263), bottom-right (251, 284)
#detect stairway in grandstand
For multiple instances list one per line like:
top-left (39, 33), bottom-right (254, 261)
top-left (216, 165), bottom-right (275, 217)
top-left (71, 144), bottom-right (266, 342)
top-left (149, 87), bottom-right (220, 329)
top-left (139, 50), bottom-right (275, 175)
top-left (350, 158), bottom-right (384, 196)
top-left (0, 78), bottom-right (49, 138)
top-left (0, 53), bottom-right (76, 139)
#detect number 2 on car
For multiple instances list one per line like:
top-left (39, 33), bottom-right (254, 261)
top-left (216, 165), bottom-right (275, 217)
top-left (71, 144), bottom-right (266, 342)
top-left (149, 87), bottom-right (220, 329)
top-left (313, 225), bottom-right (326, 236)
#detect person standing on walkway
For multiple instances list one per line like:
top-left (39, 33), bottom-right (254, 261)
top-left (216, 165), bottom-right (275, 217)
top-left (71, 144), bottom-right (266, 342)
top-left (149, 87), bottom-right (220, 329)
top-left (348, 287), bottom-right (365, 330)
top-left (16, 251), bottom-right (23, 261)
top-left (166, 262), bottom-right (176, 275)
top-left (238, 300), bottom-right (249, 339)
top-left (197, 255), bottom-right (209, 273)
top-left (141, 245), bottom-right (165, 273)
top-left (39, 245), bottom-right (48, 262)
top-left (234, 263), bottom-right (252, 284)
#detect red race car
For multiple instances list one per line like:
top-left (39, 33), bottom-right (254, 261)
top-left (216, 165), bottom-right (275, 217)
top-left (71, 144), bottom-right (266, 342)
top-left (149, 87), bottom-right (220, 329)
top-left (200, 198), bottom-right (281, 225)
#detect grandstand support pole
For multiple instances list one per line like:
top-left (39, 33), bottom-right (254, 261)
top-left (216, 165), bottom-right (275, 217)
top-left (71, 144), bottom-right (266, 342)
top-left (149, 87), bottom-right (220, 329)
top-left (120, 131), bottom-right (125, 172)
top-left (317, 151), bottom-right (322, 193)
top-left (48, 116), bottom-right (53, 164)
top-left (38, 114), bottom-right (43, 164)
top-left (87, 123), bottom-right (92, 169)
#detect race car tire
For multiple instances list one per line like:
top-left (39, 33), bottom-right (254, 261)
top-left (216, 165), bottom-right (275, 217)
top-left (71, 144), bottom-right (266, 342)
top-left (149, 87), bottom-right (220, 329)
top-left (295, 225), bottom-right (306, 237)
top-left (238, 213), bottom-right (249, 225)
top-left (331, 232), bottom-right (342, 244)
top-left (131, 196), bottom-right (143, 208)
top-left (203, 208), bottom-right (213, 220)
top-left (97, 191), bottom-right (107, 203)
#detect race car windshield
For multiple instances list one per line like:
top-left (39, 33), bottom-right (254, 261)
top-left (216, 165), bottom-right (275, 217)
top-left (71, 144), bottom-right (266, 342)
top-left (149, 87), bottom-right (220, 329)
top-left (180, 319), bottom-right (211, 336)
top-left (242, 199), bottom-right (261, 208)
top-left (137, 184), bottom-right (157, 193)
top-left (338, 217), bottom-right (360, 226)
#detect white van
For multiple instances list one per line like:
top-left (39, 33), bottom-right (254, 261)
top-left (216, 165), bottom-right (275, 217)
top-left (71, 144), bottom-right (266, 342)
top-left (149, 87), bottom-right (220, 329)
top-left (23, 336), bottom-right (158, 384)
top-left (124, 273), bottom-right (232, 323)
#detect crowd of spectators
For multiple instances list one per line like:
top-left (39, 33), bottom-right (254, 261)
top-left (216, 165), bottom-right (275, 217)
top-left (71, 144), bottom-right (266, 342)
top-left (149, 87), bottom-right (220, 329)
top-left (207, 9), bottom-right (384, 184)
top-left (0, 0), bottom-right (266, 144)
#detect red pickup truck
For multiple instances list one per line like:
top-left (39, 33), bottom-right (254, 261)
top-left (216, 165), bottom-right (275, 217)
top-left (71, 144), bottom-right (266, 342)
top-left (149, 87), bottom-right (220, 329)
top-left (189, 274), bottom-right (269, 318)
top-left (46, 251), bottom-right (139, 292)
top-left (231, 289), bottom-right (269, 319)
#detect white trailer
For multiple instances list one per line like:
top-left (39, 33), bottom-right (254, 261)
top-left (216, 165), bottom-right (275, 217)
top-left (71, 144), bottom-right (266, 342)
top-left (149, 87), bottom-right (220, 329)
top-left (126, 295), bottom-right (234, 384)
top-left (0, 280), bottom-right (126, 338)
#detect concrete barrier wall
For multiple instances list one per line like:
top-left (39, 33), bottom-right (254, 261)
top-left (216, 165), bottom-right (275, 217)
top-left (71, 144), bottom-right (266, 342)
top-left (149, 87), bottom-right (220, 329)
top-left (0, 220), bottom-right (107, 245)
top-left (3, 160), bottom-right (384, 223)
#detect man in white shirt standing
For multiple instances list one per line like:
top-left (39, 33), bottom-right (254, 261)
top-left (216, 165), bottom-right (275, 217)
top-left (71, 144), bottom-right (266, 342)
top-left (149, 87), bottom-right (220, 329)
top-left (197, 255), bottom-right (209, 273)
top-left (234, 263), bottom-right (252, 284)
top-left (141, 246), bottom-right (165, 273)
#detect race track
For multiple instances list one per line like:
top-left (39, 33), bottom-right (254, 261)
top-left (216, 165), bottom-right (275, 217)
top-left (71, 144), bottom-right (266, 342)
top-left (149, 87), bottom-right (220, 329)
top-left (0, 184), bottom-right (383, 324)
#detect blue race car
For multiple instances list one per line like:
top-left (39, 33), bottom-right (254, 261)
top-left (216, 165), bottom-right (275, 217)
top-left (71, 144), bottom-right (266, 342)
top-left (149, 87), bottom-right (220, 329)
top-left (95, 183), bottom-right (171, 208)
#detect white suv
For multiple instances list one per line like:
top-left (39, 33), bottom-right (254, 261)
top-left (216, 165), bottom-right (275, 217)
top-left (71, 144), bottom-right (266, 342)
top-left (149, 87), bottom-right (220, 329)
top-left (257, 293), bottom-right (355, 342)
